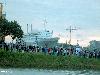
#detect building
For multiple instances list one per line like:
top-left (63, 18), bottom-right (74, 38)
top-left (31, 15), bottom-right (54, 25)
top-left (0, 3), bottom-right (6, 19)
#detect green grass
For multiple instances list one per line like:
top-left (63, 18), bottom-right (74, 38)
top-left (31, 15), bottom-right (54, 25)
top-left (0, 49), bottom-right (100, 70)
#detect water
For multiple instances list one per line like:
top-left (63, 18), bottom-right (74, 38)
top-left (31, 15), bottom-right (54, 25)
top-left (0, 68), bottom-right (100, 75)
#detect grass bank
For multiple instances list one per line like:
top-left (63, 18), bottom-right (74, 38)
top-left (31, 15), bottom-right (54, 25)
top-left (0, 49), bottom-right (100, 70)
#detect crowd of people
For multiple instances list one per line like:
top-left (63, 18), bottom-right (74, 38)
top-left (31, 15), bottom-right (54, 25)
top-left (41, 46), bottom-right (100, 59)
top-left (0, 42), bottom-right (100, 59)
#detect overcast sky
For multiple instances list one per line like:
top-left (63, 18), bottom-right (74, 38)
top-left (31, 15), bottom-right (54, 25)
top-left (1, 0), bottom-right (100, 46)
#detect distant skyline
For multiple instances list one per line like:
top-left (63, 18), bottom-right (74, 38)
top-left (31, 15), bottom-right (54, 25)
top-left (1, 0), bottom-right (100, 46)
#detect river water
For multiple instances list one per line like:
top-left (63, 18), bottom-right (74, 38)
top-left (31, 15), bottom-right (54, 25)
top-left (0, 68), bottom-right (100, 75)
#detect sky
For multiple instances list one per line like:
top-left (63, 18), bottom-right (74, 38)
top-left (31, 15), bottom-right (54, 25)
top-left (1, 0), bottom-right (100, 47)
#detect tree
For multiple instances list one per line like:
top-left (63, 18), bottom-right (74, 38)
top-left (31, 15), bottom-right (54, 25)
top-left (89, 40), bottom-right (100, 51)
top-left (83, 40), bottom-right (100, 51)
top-left (0, 18), bottom-right (23, 42)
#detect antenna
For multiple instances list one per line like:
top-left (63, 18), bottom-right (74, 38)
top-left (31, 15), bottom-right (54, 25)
top-left (66, 26), bottom-right (77, 45)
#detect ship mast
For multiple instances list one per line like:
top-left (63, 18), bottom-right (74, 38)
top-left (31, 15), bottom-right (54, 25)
top-left (43, 19), bottom-right (47, 31)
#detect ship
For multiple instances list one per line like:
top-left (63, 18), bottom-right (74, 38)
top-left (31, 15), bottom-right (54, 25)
top-left (22, 29), bottom-right (59, 47)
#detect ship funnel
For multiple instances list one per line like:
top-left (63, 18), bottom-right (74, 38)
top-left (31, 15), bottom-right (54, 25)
top-left (31, 24), bottom-right (32, 33)
top-left (27, 24), bottom-right (28, 34)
